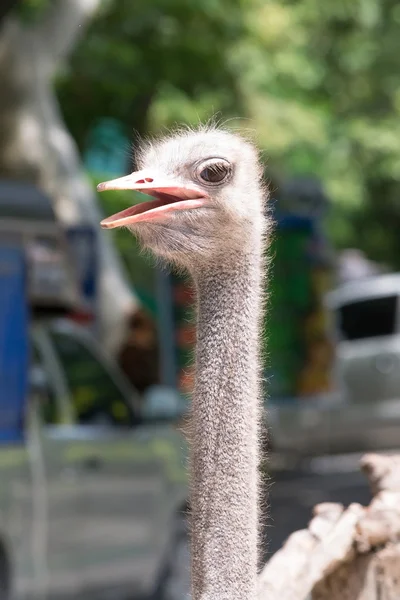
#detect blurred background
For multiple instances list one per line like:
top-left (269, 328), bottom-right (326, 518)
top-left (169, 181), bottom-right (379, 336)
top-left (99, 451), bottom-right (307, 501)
top-left (1, 0), bottom-right (400, 598)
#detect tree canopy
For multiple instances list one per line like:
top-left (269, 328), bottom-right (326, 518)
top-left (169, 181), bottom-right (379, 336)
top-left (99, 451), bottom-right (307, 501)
top-left (29, 0), bottom-right (400, 269)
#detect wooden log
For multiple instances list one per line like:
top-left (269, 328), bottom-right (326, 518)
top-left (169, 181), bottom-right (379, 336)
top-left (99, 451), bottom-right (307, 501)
top-left (258, 502), bottom-right (364, 600)
top-left (258, 454), bottom-right (400, 600)
top-left (312, 543), bottom-right (400, 600)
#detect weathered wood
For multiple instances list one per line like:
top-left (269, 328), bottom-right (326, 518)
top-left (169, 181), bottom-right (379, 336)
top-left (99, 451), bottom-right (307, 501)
top-left (258, 454), bottom-right (400, 600)
top-left (258, 502), bottom-right (363, 600)
top-left (312, 543), bottom-right (400, 600)
top-left (360, 454), bottom-right (400, 495)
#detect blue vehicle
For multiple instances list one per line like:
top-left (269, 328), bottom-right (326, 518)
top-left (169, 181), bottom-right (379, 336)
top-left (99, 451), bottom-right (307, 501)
top-left (0, 181), bottom-right (190, 600)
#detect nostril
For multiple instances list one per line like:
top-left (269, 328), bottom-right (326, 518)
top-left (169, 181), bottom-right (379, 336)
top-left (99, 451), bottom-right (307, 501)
top-left (136, 177), bottom-right (153, 184)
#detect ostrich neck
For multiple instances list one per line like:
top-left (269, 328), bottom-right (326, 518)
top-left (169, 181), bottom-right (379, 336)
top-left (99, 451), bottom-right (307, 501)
top-left (190, 238), bottom-right (264, 600)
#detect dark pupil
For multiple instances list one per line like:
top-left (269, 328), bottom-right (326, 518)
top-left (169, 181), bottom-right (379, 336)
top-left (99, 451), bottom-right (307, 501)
top-left (200, 163), bottom-right (228, 183)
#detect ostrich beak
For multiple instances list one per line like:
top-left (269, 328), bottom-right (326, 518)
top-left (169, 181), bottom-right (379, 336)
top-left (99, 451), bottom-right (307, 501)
top-left (97, 170), bottom-right (208, 229)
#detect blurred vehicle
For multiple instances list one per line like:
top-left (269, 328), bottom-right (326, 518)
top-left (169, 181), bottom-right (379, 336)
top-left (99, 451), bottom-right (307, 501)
top-left (0, 180), bottom-right (80, 314)
top-left (0, 181), bottom-right (190, 600)
top-left (22, 319), bottom-right (189, 599)
top-left (326, 274), bottom-right (400, 452)
top-left (269, 273), bottom-right (400, 459)
top-left (0, 317), bottom-right (190, 600)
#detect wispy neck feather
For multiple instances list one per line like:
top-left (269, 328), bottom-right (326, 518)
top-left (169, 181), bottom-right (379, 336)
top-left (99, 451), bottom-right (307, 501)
top-left (189, 234), bottom-right (265, 600)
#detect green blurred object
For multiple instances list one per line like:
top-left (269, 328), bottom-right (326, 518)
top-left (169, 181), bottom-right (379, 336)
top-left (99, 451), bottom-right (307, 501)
top-left (267, 229), bottom-right (311, 398)
top-left (266, 217), bottom-right (335, 400)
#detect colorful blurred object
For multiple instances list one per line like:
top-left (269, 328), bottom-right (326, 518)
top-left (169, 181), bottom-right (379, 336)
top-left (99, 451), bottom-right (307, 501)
top-left (266, 178), bottom-right (335, 399)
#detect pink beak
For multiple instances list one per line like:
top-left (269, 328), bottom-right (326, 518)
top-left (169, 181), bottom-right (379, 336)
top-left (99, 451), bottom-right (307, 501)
top-left (97, 170), bottom-right (208, 229)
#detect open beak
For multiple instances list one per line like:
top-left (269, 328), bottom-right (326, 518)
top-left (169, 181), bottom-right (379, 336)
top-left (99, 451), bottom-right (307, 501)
top-left (97, 170), bottom-right (208, 229)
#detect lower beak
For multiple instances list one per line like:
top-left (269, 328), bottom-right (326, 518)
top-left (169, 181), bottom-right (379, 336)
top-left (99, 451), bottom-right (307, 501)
top-left (97, 170), bottom-right (208, 229)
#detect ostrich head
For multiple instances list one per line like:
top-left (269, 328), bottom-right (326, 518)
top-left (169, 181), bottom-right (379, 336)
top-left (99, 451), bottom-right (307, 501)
top-left (98, 128), bottom-right (266, 268)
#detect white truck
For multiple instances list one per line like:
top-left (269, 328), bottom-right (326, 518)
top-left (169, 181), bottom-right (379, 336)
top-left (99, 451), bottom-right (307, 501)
top-left (0, 180), bottom-right (190, 600)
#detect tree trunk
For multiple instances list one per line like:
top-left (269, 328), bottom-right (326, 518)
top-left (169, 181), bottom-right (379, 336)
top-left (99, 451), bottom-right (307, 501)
top-left (0, 1), bottom-right (136, 353)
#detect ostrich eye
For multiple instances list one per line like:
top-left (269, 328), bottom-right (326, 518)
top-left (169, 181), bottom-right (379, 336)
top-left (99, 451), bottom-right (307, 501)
top-left (196, 160), bottom-right (232, 185)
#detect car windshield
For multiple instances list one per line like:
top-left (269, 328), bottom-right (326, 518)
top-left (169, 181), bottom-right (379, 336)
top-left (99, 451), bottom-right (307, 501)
top-left (337, 294), bottom-right (398, 341)
top-left (50, 331), bottom-right (134, 426)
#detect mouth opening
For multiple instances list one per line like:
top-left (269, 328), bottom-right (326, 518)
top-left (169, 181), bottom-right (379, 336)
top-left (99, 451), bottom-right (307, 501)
top-left (99, 190), bottom-right (208, 229)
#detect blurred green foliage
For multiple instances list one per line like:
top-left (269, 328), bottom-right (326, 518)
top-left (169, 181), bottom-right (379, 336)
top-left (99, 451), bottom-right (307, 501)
top-left (15, 0), bottom-right (49, 23)
top-left (20, 0), bottom-right (400, 268)
top-left (56, 0), bottom-right (246, 147)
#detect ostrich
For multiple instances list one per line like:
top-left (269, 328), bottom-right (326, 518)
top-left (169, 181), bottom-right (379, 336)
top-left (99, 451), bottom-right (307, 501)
top-left (97, 126), bottom-right (269, 600)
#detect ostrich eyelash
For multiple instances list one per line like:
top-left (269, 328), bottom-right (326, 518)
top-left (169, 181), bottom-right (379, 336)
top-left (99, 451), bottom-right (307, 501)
top-left (209, 163), bottom-right (228, 175)
top-left (195, 158), bottom-right (233, 185)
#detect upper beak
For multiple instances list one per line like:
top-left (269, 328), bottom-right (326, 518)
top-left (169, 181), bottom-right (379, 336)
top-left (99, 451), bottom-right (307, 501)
top-left (97, 169), bottom-right (204, 199)
top-left (97, 169), bottom-right (208, 229)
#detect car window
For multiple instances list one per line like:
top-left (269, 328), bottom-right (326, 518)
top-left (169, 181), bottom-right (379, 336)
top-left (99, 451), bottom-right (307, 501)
top-left (49, 331), bottom-right (134, 426)
top-left (337, 295), bottom-right (398, 341)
